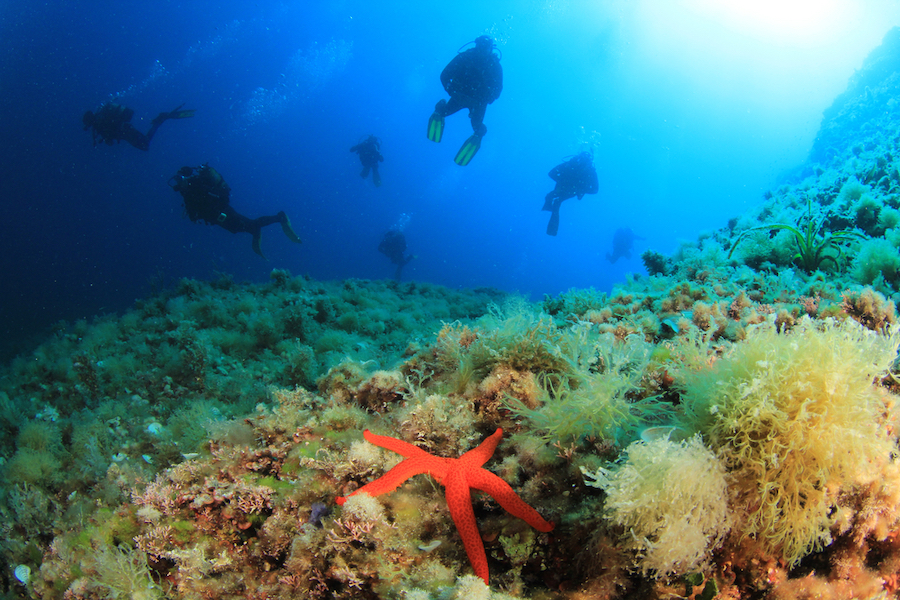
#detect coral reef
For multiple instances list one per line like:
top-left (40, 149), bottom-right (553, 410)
top-left (6, 24), bottom-right (900, 600)
top-left (4, 264), bottom-right (899, 600)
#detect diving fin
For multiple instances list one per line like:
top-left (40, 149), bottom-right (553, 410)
top-left (169, 109), bottom-right (195, 119)
top-left (546, 209), bottom-right (560, 236)
top-left (166, 103), bottom-right (195, 119)
top-left (373, 171), bottom-right (382, 187)
top-left (279, 212), bottom-right (302, 244)
top-left (454, 134), bottom-right (482, 166)
top-left (252, 233), bottom-right (268, 260)
top-left (153, 104), bottom-right (195, 125)
top-left (427, 111), bottom-right (444, 143)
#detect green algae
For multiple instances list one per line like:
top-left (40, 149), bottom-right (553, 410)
top-left (4, 263), bottom-right (900, 599)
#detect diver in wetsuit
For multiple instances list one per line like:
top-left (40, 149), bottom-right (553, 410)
top-left (82, 102), bottom-right (194, 151)
top-left (426, 35), bottom-right (503, 166)
top-left (378, 230), bottom-right (415, 281)
top-left (542, 151), bottom-right (599, 236)
top-left (169, 164), bottom-right (302, 259)
top-left (350, 135), bottom-right (384, 187)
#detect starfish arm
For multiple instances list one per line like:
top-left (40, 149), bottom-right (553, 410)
top-left (444, 468), bottom-right (490, 584)
top-left (363, 429), bottom-right (434, 459)
top-left (467, 468), bottom-right (555, 533)
top-left (458, 427), bottom-right (503, 468)
top-left (336, 457), bottom-right (439, 505)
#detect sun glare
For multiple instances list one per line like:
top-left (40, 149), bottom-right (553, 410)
top-left (685, 0), bottom-right (847, 46)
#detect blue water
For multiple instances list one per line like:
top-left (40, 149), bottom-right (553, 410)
top-left (2, 0), bottom-right (898, 357)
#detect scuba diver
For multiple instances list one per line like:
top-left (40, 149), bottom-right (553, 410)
top-left (606, 227), bottom-right (644, 263)
top-left (350, 135), bottom-right (384, 187)
top-left (427, 35), bottom-right (503, 166)
top-left (542, 151), bottom-right (599, 236)
top-left (168, 164), bottom-right (302, 259)
top-left (83, 102), bottom-right (194, 151)
top-left (378, 230), bottom-right (415, 281)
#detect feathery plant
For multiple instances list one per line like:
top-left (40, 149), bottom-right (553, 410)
top-left (728, 195), bottom-right (865, 273)
top-left (513, 323), bottom-right (668, 445)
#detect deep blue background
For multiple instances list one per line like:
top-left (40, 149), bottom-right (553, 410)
top-left (2, 1), bottom-right (899, 358)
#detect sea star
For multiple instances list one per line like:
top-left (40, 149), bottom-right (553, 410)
top-left (336, 427), bottom-right (554, 584)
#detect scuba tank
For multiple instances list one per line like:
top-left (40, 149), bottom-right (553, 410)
top-left (198, 164), bottom-right (231, 198)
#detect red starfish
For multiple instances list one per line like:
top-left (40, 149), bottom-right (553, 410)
top-left (336, 427), bottom-right (554, 584)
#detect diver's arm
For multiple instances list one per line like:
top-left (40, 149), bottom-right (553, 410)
top-left (350, 144), bottom-right (360, 153)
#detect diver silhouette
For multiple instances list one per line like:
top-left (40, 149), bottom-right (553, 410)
top-left (350, 134), bottom-right (384, 187)
top-left (378, 230), bottom-right (415, 281)
top-left (542, 151), bottom-right (599, 236)
top-left (82, 102), bottom-right (194, 151)
top-left (427, 35), bottom-right (503, 166)
top-left (168, 164), bottom-right (302, 259)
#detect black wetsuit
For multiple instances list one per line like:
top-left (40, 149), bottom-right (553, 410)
top-left (436, 47), bottom-right (503, 136)
top-left (542, 153), bottom-right (599, 236)
top-left (350, 136), bottom-right (384, 185)
top-left (84, 103), bottom-right (164, 151)
top-left (171, 165), bottom-right (288, 257)
top-left (378, 231), bottom-right (414, 281)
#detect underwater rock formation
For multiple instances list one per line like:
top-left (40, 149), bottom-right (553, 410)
top-left (812, 26), bottom-right (900, 164)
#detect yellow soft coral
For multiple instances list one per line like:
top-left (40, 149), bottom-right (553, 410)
top-left (678, 315), bottom-right (900, 564)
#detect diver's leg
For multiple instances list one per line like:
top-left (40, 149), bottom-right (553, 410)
top-left (542, 190), bottom-right (559, 212)
top-left (468, 103), bottom-right (487, 137)
top-left (360, 166), bottom-right (370, 179)
top-left (218, 209), bottom-right (253, 234)
top-left (242, 219), bottom-right (271, 258)
top-left (253, 214), bottom-right (282, 229)
top-left (371, 163), bottom-right (381, 187)
top-left (145, 117), bottom-right (166, 144)
top-left (122, 125), bottom-right (150, 151)
top-left (218, 211), bottom-right (267, 258)
top-left (442, 95), bottom-right (466, 117)
top-left (546, 199), bottom-right (563, 236)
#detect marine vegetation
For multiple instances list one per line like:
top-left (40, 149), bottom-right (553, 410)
top-left (3, 261), bottom-right (899, 600)
top-left (512, 325), bottom-right (668, 445)
top-left (728, 195), bottom-right (865, 273)
top-left (582, 434), bottom-right (731, 578)
top-left (674, 315), bottom-right (900, 566)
